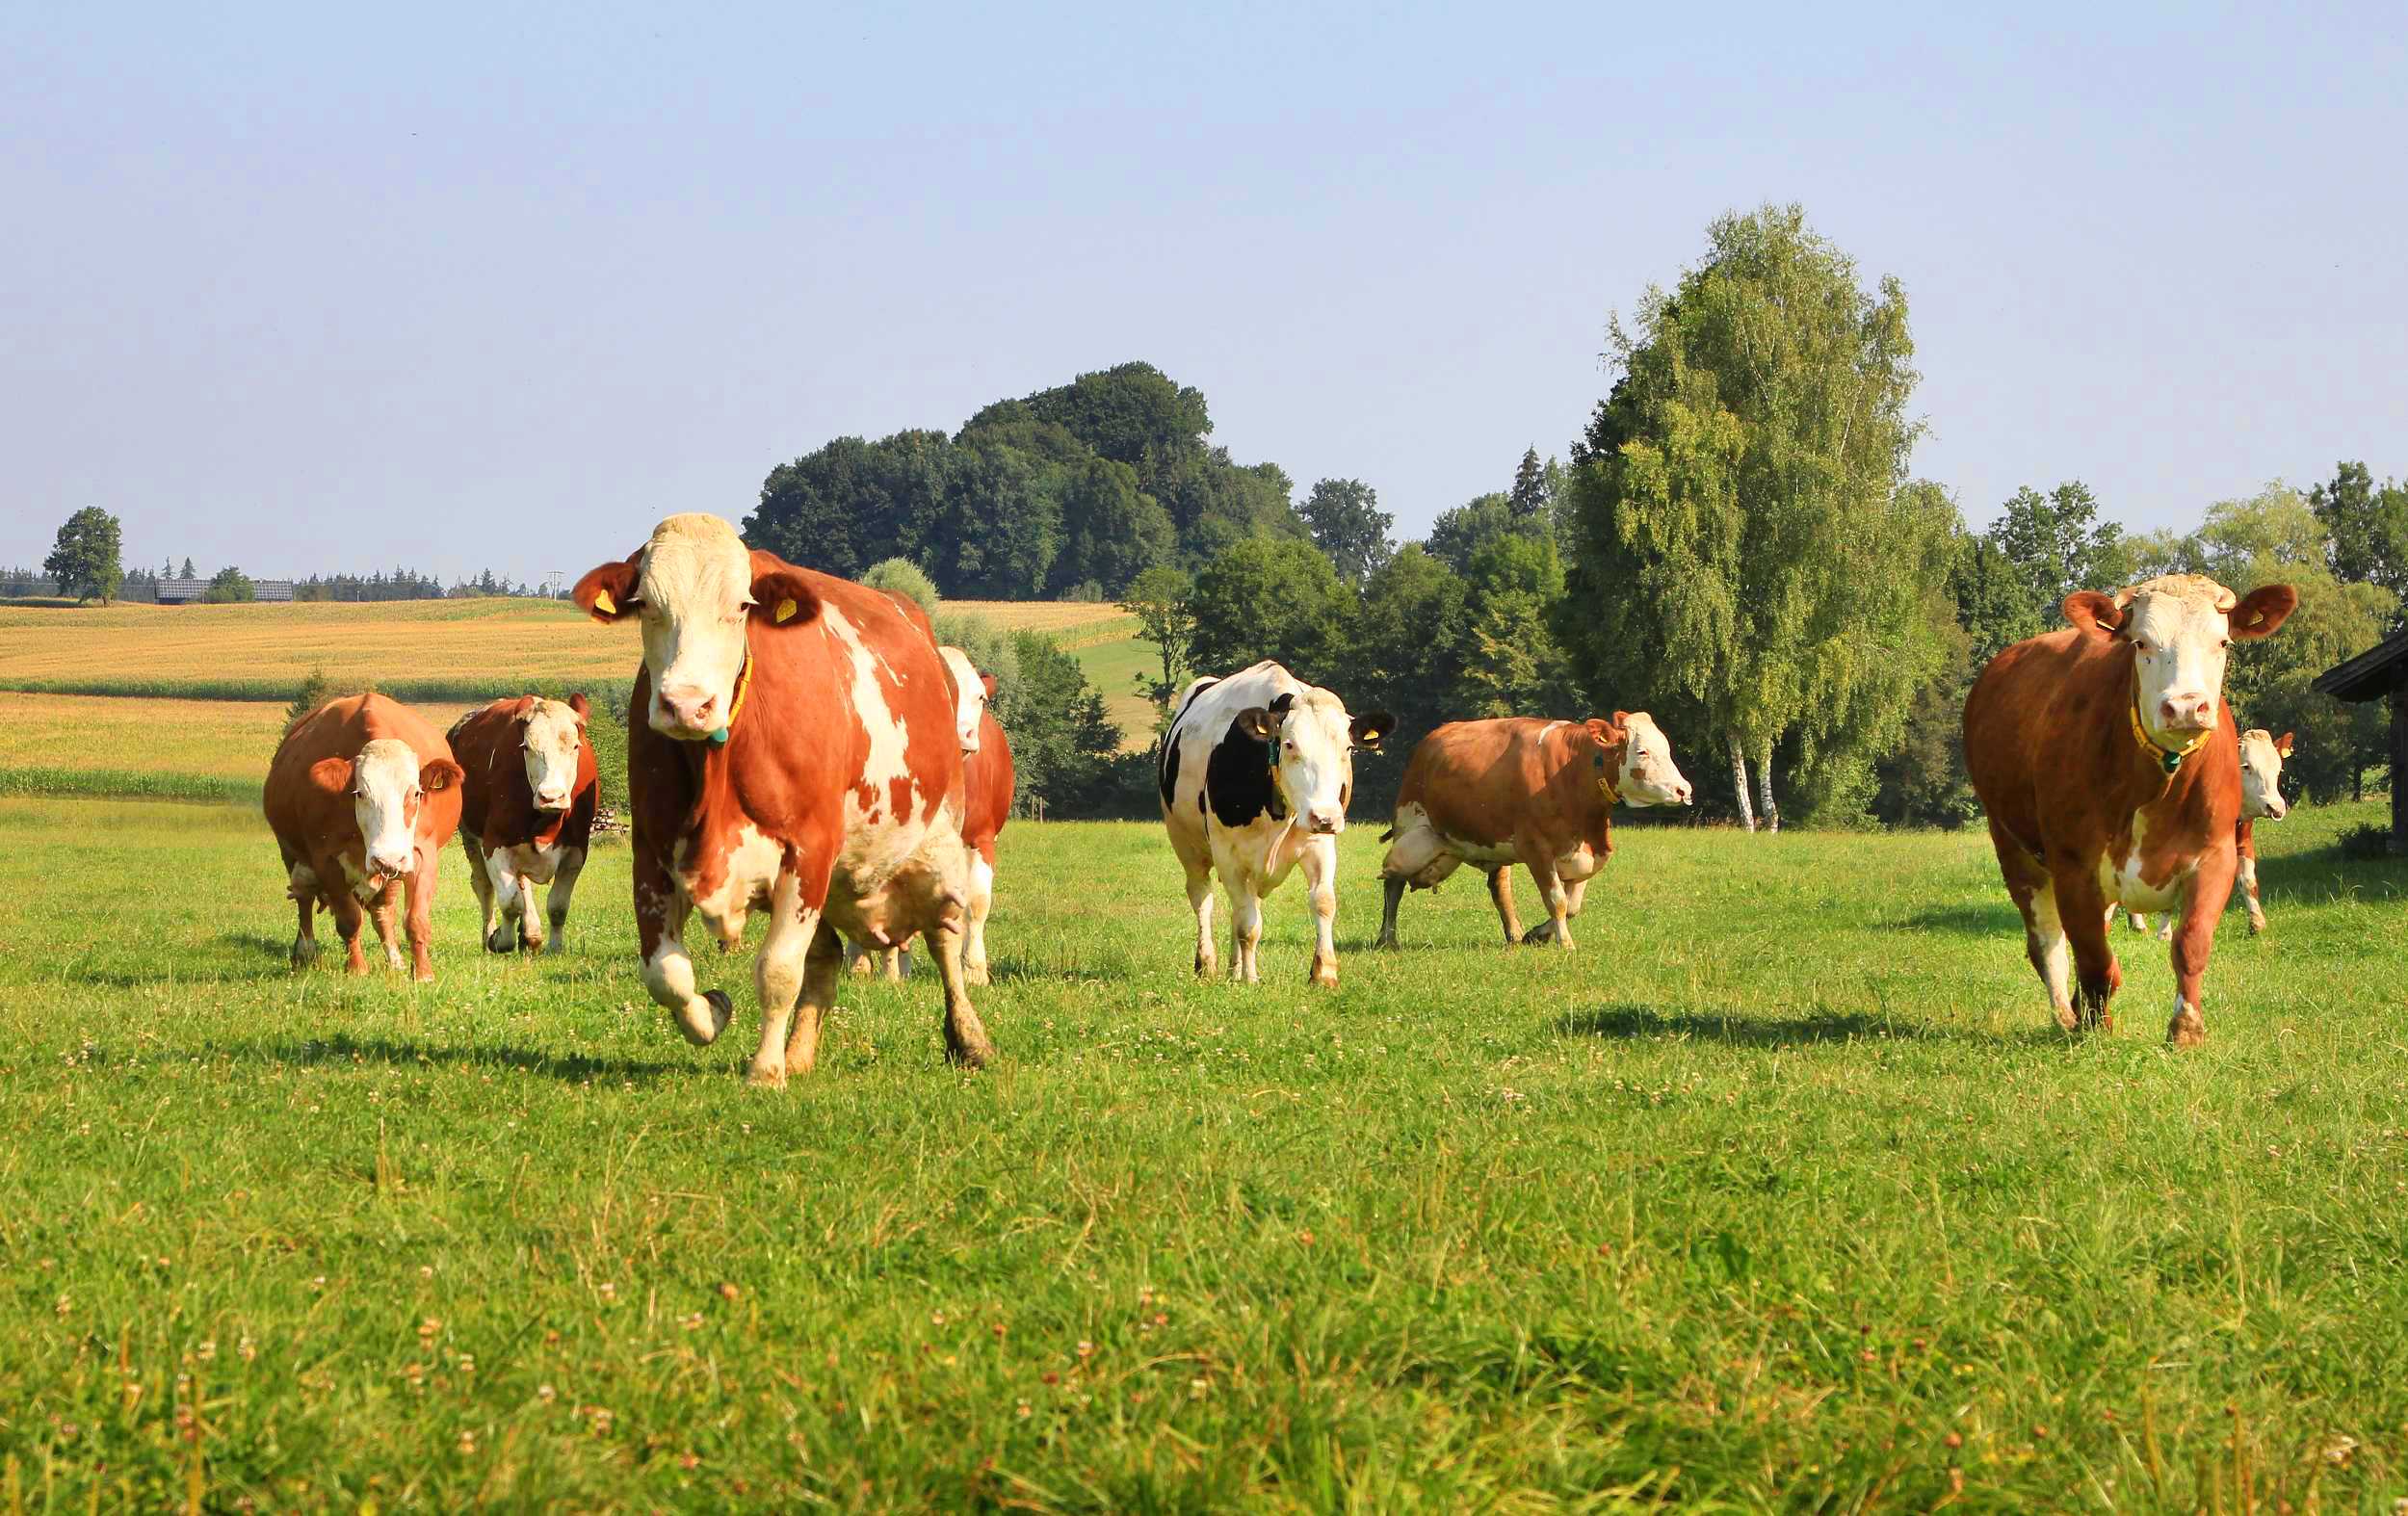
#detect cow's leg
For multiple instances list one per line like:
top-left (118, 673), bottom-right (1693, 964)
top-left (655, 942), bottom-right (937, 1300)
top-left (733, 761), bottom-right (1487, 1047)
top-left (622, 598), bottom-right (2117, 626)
top-left (1232, 879), bottom-right (1265, 984)
top-left (881, 945), bottom-right (906, 982)
top-left (1299, 834), bottom-right (1340, 989)
top-left (1376, 875), bottom-right (1407, 950)
top-left (1517, 847), bottom-right (1574, 950)
top-left (329, 886), bottom-right (369, 976)
top-left (781, 927), bottom-right (845, 1078)
top-left (541, 847), bottom-right (585, 954)
top-left (403, 859), bottom-right (436, 982)
top-left (287, 861), bottom-right (322, 968)
top-left (1989, 822), bottom-right (2077, 1030)
top-left (2240, 849), bottom-right (2265, 935)
top-left (2168, 849), bottom-right (2238, 1047)
top-left (931, 910), bottom-right (995, 1067)
top-left (486, 849), bottom-right (530, 954)
top-left (2049, 861), bottom-right (2119, 1032)
top-left (963, 843), bottom-right (995, 986)
top-left (460, 833), bottom-right (505, 951)
top-left (1487, 867), bottom-right (1523, 945)
top-left (635, 847), bottom-right (732, 1048)
top-left (368, 878), bottom-right (407, 973)
top-left (746, 867), bottom-right (824, 1087)
top-left (1186, 865), bottom-right (1219, 979)
top-left (847, 938), bottom-right (876, 976)
top-left (1374, 814), bottom-right (1451, 950)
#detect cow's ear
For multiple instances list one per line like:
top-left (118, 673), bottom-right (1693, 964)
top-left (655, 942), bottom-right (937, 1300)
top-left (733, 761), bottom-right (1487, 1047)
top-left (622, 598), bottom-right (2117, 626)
top-left (1611, 710), bottom-right (1631, 725)
top-left (573, 554), bottom-right (641, 623)
top-left (2063, 590), bottom-right (2123, 635)
top-left (420, 758), bottom-right (464, 793)
top-left (1269, 692), bottom-right (1296, 716)
top-left (981, 673), bottom-right (998, 700)
top-left (1584, 717), bottom-right (1628, 746)
top-left (1350, 710), bottom-right (1396, 750)
top-left (1235, 706), bottom-right (1278, 742)
top-left (309, 756), bottom-right (354, 797)
top-left (747, 553), bottom-right (821, 629)
top-left (2230, 584), bottom-right (2297, 640)
top-left (567, 692), bottom-right (590, 726)
top-left (2275, 731), bottom-right (2295, 756)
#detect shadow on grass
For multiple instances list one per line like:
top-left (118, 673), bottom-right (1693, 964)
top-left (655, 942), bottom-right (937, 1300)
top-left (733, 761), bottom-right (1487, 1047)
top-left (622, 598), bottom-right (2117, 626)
top-left (2253, 843), bottom-right (2408, 904)
top-left (230, 1032), bottom-right (691, 1085)
top-left (1895, 902), bottom-right (2024, 935)
top-left (1556, 1003), bottom-right (2062, 1049)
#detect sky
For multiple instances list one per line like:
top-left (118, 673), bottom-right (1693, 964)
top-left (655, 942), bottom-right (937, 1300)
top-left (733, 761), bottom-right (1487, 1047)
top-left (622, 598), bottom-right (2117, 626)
top-left (5, 1), bottom-right (2404, 585)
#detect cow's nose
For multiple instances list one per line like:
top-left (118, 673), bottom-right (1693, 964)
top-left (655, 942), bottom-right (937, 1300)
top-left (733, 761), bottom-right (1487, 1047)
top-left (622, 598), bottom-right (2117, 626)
top-left (371, 849), bottom-right (413, 876)
top-left (658, 687), bottom-right (719, 732)
top-left (1678, 784), bottom-right (1694, 805)
top-left (536, 787), bottom-right (569, 809)
top-left (2159, 694), bottom-right (2213, 731)
top-left (1307, 810), bottom-right (1343, 835)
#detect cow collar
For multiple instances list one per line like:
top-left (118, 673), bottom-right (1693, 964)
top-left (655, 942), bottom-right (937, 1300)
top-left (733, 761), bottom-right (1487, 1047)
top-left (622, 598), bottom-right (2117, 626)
top-left (707, 652), bottom-right (754, 746)
top-left (2128, 672), bottom-right (2209, 776)
top-left (1592, 748), bottom-right (1621, 807)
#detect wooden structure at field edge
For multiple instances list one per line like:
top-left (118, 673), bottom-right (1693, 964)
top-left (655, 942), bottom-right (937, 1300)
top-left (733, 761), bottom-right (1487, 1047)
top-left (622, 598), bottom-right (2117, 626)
top-left (2314, 626), bottom-right (2408, 852)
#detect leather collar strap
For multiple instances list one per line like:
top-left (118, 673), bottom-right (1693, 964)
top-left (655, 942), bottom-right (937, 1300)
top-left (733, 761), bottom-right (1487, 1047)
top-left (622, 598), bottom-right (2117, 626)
top-left (708, 653), bottom-right (753, 746)
top-left (2128, 673), bottom-right (2209, 775)
top-left (1594, 749), bottom-right (1621, 807)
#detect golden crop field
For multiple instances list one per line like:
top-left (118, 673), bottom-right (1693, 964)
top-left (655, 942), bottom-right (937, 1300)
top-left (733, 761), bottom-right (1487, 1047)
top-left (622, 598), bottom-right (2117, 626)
top-left (942, 599), bottom-right (1136, 645)
top-left (0, 692), bottom-right (481, 779)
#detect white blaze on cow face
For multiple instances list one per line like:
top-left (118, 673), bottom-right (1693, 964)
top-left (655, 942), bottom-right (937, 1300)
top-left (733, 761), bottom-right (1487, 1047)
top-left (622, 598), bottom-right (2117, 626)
top-left (518, 698), bottom-right (586, 812)
top-left (1256, 694), bottom-right (1364, 836)
top-left (940, 646), bottom-right (988, 754)
top-left (350, 738), bottom-right (426, 880)
top-left (2118, 575), bottom-right (2243, 737)
top-left (634, 514), bottom-right (756, 740)
top-left (2238, 728), bottom-right (2291, 820)
top-left (1611, 712), bottom-right (1693, 807)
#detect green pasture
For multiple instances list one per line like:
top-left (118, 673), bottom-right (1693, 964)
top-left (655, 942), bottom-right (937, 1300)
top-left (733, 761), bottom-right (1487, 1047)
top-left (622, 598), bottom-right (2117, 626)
top-left (1, 796), bottom-right (2405, 1511)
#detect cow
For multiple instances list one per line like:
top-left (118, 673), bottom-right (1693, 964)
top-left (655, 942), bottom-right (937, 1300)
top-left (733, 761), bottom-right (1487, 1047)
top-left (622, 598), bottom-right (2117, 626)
top-left (2129, 727), bottom-right (2293, 939)
top-left (1156, 661), bottom-right (1393, 986)
top-left (263, 693), bottom-right (464, 981)
top-left (1963, 573), bottom-right (2296, 1045)
top-left (572, 513), bottom-right (991, 1085)
top-left (446, 693), bottom-right (600, 954)
top-left (850, 645), bottom-right (1012, 984)
top-left (1374, 713), bottom-right (1693, 950)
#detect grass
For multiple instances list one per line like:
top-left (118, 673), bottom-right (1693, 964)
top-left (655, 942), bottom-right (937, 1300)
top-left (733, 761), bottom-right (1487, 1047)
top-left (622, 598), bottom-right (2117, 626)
top-left (3, 792), bottom-right (2405, 1510)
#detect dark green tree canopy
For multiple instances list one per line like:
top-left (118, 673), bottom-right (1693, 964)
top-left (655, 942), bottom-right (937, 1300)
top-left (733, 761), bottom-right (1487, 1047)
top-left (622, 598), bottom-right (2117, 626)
top-left (1186, 536), bottom-right (1350, 681)
top-left (43, 507), bottom-right (124, 604)
top-left (1298, 478), bottom-right (1394, 587)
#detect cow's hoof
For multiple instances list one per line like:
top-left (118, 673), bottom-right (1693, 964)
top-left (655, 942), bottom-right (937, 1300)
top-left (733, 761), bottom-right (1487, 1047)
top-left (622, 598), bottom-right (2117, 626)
top-left (673, 990), bottom-right (736, 1048)
top-left (289, 940), bottom-right (319, 969)
top-left (946, 1029), bottom-right (995, 1069)
top-left (1193, 958), bottom-right (1217, 980)
top-left (2167, 1006), bottom-right (2206, 1047)
top-left (964, 960), bottom-right (990, 987)
top-left (412, 969), bottom-right (435, 984)
top-left (745, 1061), bottom-right (787, 1089)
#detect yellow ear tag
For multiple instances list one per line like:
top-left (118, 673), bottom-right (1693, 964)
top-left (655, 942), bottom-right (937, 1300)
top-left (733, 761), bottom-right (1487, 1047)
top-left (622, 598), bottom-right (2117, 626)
top-left (774, 598), bottom-right (798, 624)
top-left (591, 589), bottom-right (615, 615)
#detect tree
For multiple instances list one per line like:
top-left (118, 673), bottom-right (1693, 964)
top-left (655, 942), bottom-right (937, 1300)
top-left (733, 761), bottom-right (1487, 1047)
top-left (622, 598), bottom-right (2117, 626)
top-left (2309, 459), bottom-right (2408, 623)
top-left (1186, 536), bottom-right (1350, 681)
top-left (1297, 478), bottom-right (1393, 587)
top-left (1340, 546), bottom-right (1473, 802)
top-left (43, 508), bottom-right (123, 604)
top-left (179, 557), bottom-right (196, 580)
top-left (1508, 448), bottom-right (1554, 519)
top-left (861, 558), bottom-right (940, 616)
top-left (1559, 203), bottom-right (1942, 830)
top-left (287, 667), bottom-right (334, 725)
top-left (1005, 632), bottom-right (1129, 816)
top-left (1120, 565), bottom-right (1196, 722)
top-left (203, 566), bottom-right (256, 603)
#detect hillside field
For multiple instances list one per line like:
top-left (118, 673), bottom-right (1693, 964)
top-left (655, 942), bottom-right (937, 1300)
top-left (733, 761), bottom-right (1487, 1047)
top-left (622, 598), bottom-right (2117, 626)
top-left (1, 789), bottom-right (2404, 1510)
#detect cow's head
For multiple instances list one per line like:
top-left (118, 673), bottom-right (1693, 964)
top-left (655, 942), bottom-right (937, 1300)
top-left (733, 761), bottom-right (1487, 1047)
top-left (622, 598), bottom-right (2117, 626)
top-left (2064, 575), bottom-right (2297, 741)
top-left (573, 514), bottom-right (820, 742)
top-left (518, 693), bottom-right (589, 813)
top-left (1234, 691), bottom-right (1394, 836)
top-left (939, 646), bottom-right (993, 754)
top-left (1589, 711), bottom-right (1693, 807)
top-left (2239, 728), bottom-right (2293, 821)
top-left (312, 738), bottom-right (462, 883)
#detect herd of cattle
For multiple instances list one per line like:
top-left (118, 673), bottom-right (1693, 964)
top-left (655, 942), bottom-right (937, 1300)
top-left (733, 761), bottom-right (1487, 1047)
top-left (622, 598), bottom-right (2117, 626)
top-left (260, 515), bottom-right (2302, 1075)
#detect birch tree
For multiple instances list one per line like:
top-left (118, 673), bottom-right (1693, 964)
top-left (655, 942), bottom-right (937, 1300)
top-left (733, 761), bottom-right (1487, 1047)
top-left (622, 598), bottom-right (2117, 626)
top-left (1560, 204), bottom-right (1947, 830)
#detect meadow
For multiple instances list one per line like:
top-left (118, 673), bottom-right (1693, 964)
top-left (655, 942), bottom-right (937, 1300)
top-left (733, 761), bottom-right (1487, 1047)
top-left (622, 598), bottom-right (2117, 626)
top-left (3, 783), bottom-right (2405, 1511)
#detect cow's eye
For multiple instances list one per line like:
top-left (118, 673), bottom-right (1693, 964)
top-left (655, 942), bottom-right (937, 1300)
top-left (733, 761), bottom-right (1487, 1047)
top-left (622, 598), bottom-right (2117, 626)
top-left (2219, 638), bottom-right (2232, 650)
top-left (1283, 740), bottom-right (1296, 752)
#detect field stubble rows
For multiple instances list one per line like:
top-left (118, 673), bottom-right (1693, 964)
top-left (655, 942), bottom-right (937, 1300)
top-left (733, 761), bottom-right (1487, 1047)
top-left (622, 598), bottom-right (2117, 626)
top-left (1, 794), bottom-right (2404, 1509)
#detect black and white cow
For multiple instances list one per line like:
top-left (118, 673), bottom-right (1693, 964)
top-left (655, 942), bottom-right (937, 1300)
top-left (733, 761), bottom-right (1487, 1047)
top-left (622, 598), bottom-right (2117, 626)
top-left (1157, 661), bottom-right (1393, 987)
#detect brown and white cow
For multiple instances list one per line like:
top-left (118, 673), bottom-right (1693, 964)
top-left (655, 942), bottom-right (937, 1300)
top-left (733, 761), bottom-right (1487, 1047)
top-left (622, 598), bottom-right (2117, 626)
top-left (851, 645), bottom-right (1012, 983)
top-left (2130, 727), bottom-right (2292, 939)
top-left (1157, 662), bottom-right (1393, 986)
top-left (264, 693), bottom-right (464, 980)
top-left (573, 513), bottom-right (990, 1085)
top-left (447, 694), bottom-right (600, 954)
top-left (1964, 574), bottom-right (2296, 1045)
top-left (1375, 713), bottom-right (1692, 949)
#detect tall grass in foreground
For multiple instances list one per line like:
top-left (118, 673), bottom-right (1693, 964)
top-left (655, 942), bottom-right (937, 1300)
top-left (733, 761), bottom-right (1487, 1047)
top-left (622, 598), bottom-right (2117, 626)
top-left (0, 797), bottom-right (2403, 1510)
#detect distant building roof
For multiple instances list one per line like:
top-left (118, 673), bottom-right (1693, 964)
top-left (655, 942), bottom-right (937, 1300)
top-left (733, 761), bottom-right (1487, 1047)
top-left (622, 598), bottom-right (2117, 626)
top-left (2313, 628), bottom-right (2408, 702)
top-left (158, 577), bottom-right (295, 604)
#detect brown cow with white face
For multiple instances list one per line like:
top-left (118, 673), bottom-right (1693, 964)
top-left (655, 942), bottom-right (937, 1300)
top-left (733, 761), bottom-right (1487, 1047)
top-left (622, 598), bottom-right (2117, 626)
top-left (264, 693), bottom-right (464, 980)
top-left (1964, 573), bottom-right (2296, 1044)
top-left (447, 693), bottom-right (600, 954)
top-left (1375, 714), bottom-right (1692, 950)
top-left (574, 513), bottom-right (991, 1085)
top-left (2129, 726), bottom-right (2293, 940)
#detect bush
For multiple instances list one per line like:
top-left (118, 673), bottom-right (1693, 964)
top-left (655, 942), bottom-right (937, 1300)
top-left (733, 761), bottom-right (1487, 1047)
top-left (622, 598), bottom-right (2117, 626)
top-left (860, 558), bottom-right (939, 617)
top-left (202, 566), bottom-right (256, 604)
top-left (286, 667), bottom-right (334, 725)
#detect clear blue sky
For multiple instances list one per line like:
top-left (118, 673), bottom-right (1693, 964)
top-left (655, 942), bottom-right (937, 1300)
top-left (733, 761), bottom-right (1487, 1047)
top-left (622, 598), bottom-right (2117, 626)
top-left (5, 1), bottom-right (2402, 584)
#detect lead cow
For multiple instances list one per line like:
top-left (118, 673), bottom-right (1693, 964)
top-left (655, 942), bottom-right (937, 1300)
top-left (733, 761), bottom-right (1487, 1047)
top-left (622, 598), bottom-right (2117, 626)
top-left (264, 693), bottom-right (464, 980)
top-left (1157, 661), bottom-right (1392, 986)
top-left (447, 693), bottom-right (600, 954)
top-left (1964, 574), bottom-right (2296, 1044)
top-left (573, 513), bottom-right (991, 1085)
top-left (1375, 713), bottom-right (1692, 950)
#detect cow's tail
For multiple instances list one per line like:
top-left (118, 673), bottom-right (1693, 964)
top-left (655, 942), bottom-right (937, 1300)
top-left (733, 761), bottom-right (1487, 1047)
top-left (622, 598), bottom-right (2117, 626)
top-left (1377, 825), bottom-right (1396, 843)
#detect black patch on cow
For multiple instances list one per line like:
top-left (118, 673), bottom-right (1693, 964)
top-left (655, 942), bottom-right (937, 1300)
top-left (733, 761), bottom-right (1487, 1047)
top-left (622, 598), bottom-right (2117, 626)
top-left (1205, 720), bottom-right (1281, 828)
top-left (1158, 738), bottom-right (1182, 807)
top-left (1158, 678), bottom-right (1220, 806)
